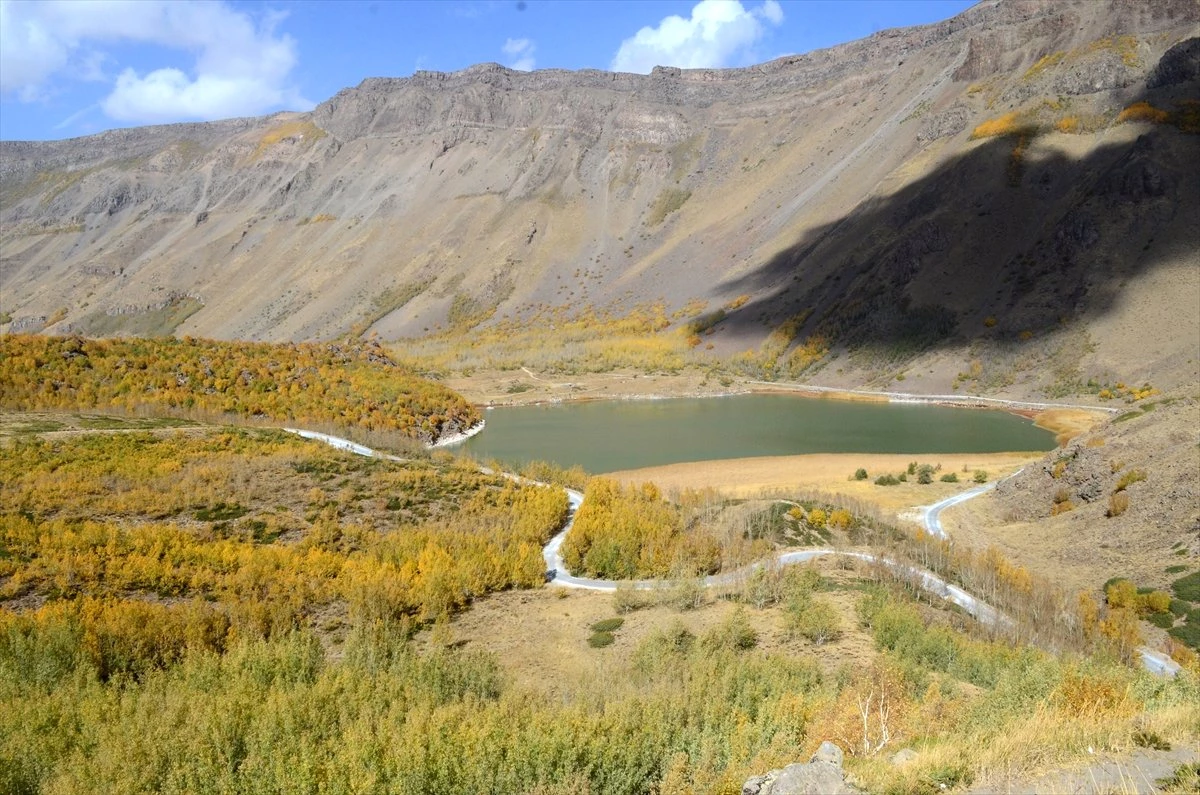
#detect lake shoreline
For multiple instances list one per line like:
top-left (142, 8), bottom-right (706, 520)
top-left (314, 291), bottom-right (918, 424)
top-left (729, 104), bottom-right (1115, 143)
top-left (455, 393), bottom-right (1064, 474)
top-left (457, 379), bottom-right (1111, 446)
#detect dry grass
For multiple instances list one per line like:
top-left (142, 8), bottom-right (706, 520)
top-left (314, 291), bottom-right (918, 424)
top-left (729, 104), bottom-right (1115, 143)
top-left (605, 452), bottom-right (1039, 510)
top-left (646, 188), bottom-right (692, 227)
top-left (1034, 408), bottom-right (1109, 445)
top-left (438, 565), bottom-right (877, 693)
top-left (297, 213), bottom-right (336, 225)
top-left (249, 119), bottom-right (327, 162)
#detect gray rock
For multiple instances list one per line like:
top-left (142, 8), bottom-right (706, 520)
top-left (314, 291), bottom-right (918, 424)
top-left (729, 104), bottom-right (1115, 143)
top-left (812, 741), bottom-right (845, 768)
top-left (891, 748), bottom-right (919, 766)
top-left (1147, 37), bottom-right (1200, 88)
top-left (743, 743), bottom-right (861, 795)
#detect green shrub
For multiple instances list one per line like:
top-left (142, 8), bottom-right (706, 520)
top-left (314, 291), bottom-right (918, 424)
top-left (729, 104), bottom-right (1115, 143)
top-left (665, 578), bottom-right (706, 611)
top-left (875, 474), bottom-right (900, 486)
top-left (919, 760), bottom-right (974, 792)
top-left (854, 468), bottom-right (869, 481)
top-left (588, 631), bottom-right (615, 648)
top-left (632, 620), bottom-right (695, 674)
top-left (591, 618), bottom-right (624, 633)
top-left (1171, 571), bottom-right (1200, 602)
top-left (788, 598), bottom-right (842, 645)
top-left (1147, 612), bottom-right (1174, 629)
top-left (194, 502), bottom-right (248, 522)
top-left (1167, 621), bottom-right (1200, 650)
top-left (940, 472), bottom-right (959, 483)
top-left (973, 470), bottom-right (989, 484)
top-left (701, 609), bottom-right (757, 652)
top-left (917, 464), bottom-right (935, 485)
top-left (1157, 762), bottom-right (1200, 794)
top-left (1132, 730), bottom-right (1171, 751)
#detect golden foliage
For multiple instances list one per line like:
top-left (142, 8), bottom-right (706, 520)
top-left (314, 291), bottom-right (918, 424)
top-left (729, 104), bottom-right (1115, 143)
top-left (0, 429), bottom-right (567, 630)
top-left (562, 479), bottom-right (719, 579)
top-left (0, 334), bottom-right (479, 444)
top-left (1053, 668), bottom-right (1136, 719)
top-left (1055, 116), bottom-right (1080, 134)
top-left (397, 300), bottom-right (695, 375)
top-left (1117, 101), bottom-right (1170, 125)
top-left (725, 294), bottom-right (751, 311)
top-left (970, 111), bottom-right (1025, 139)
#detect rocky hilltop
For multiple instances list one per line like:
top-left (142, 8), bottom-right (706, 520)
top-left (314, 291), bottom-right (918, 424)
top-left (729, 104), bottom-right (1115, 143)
top-left (1, 0), bottom-right (1197, 395)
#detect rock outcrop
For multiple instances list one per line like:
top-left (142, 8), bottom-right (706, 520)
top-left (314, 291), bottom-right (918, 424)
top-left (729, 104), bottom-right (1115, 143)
top-left (742, 742), bottom-right (861, 795)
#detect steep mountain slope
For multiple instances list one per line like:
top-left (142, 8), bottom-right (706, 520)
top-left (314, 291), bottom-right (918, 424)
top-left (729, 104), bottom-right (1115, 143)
top-left (1, 0), bottom-right (1197, 395)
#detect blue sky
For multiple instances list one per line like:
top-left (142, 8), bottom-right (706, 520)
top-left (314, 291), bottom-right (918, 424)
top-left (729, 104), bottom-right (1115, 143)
top-left (0, 0), bottom-right (975, 141)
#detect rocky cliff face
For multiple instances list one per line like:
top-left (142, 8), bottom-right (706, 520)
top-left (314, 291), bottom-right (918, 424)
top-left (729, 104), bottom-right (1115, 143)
top-left (1, 0), bottom-right (1197, 393)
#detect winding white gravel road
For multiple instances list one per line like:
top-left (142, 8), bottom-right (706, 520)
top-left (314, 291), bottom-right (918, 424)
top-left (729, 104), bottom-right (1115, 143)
top-left (284, 428), bottom-right (1181, 677)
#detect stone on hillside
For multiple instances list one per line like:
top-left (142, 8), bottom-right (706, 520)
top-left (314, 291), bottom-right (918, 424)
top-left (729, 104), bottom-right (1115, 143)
top-left (811, 741), bottom-right (844, 767)
top-left (742, 742), bottom-right (861, 795)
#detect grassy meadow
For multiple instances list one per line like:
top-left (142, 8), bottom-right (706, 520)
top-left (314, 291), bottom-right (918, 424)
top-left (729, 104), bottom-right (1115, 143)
top-left (1, 335), bottom-right (1197, 793)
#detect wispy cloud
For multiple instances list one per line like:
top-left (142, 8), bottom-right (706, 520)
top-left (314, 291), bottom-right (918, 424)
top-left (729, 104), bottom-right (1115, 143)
top-left (53, 102), bottom-right (99, 131)
top-left (611, 0), bottom-right (784, 74)
top-left (502, 37), bottom-right (535, 71)
top-left (0, 0), bottom-right (311, 124)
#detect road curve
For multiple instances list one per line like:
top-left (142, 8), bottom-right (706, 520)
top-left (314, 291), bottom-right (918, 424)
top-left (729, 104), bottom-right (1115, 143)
top-left (284, 428), bottom-right (1181, 677)
top-left (919, 467), bottom-right (1026, 539)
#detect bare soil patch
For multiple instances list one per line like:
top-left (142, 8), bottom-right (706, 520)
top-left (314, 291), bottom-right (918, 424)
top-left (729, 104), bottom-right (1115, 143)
top-left (433, 566), bottom-right (877, 695)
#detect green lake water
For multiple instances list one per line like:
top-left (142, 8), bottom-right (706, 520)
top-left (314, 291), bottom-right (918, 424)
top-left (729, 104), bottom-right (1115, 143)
top-left (455, 394), bottom-right (1055, 473)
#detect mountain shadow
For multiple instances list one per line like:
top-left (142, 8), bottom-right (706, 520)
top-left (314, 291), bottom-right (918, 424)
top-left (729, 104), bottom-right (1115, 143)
top-left (714, 41), bottom-right (1199, 376)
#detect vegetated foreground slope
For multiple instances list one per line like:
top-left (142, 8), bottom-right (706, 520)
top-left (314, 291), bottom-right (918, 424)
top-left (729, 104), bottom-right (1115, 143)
top-left (1, 422), bottom-right (1196, 794)
top-left (0, 334), bottom-right (480, 445)
top-left (2, 0), bottom-right (1198, 396)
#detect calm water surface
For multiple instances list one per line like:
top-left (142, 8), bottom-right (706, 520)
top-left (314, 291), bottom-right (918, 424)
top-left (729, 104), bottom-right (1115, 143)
top-left (455, 394), bottom-right (1054, 473)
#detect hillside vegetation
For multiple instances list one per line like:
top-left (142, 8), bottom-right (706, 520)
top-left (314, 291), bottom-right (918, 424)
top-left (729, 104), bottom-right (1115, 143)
top-left (0, 428), bottom-right (566, 630)
top-left (0, 405), bottom-right (1196, 792)
top-left (0, 334), bottom-right (480, 445)
top-left (3, 454), bottom-right (1196, 794)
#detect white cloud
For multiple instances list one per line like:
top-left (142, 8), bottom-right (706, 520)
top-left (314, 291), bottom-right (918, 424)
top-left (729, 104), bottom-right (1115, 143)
top-left (611, 0), bottom-right (784, 74)
top-left (0, 0), bottom-right (71, 99)
top-left (502, 37), bottom-right (535, 71)
top-left (0, 0), bottom-right (310, 123)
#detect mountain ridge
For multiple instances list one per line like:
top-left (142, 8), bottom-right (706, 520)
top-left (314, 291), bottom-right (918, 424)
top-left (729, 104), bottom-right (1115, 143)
top-left (1, 0), bottom-right (1197, 397)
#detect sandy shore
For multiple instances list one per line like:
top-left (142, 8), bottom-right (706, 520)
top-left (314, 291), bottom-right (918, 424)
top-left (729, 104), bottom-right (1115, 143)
top-left (1032, 408), bottom-right (1109, 444)
top-left (604, 451), bottom-right (1043, 511)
